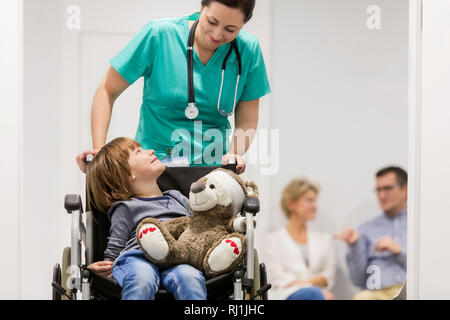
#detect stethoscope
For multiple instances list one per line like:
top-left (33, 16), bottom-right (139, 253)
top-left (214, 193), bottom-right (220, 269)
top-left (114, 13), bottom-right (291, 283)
top-left (185, 20), bottom-right (242, 120)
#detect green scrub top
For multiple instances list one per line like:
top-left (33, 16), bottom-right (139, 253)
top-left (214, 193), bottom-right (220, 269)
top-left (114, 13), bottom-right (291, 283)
top-left (110, 12), bottom-right (271, 165)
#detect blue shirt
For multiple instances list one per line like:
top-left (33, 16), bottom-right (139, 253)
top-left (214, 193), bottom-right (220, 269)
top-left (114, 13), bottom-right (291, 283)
top-left (346, 209), bottom-right (407, 289)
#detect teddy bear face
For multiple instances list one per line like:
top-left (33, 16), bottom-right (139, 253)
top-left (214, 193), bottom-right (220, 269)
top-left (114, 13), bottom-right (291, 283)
top-left (189, 169), bottom-right (245, 217)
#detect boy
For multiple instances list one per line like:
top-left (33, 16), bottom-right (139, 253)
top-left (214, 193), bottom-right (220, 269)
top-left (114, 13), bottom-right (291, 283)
top-left (86, 137), bottom-right (206, 300)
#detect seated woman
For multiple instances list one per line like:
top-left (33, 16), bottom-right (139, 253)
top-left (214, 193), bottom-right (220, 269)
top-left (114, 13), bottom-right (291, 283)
top-left (261, 178), bottom-right (336, 300)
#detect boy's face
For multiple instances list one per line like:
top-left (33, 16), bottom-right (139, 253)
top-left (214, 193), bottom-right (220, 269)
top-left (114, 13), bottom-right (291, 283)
top-left (128, 147), bottom-right (165, 181)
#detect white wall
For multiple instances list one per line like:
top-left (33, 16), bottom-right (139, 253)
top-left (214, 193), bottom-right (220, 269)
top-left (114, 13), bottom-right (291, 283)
top-left (408, 0), bottom-right (450, 300)
top-left (21, 0), bottom-right (62, 299)
top-left (0, 0), bottom-right (23, 300)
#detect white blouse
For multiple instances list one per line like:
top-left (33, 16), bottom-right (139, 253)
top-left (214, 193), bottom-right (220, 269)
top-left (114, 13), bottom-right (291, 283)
top-left (259, 227), bottom-right (337, 300)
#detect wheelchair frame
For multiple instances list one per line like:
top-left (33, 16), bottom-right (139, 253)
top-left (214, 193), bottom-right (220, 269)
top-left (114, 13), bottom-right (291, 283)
top-left (52, 164), bottom-right (270, 301)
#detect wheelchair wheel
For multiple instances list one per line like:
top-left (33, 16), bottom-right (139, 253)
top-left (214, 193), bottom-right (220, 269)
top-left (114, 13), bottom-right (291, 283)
top-left (61, 247), bottom-right (72, 300)
top-left (52, 263), bottom-right (62, 300)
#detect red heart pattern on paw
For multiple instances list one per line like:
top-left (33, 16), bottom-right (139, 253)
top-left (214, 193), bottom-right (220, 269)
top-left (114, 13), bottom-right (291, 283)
top-left (137, 224), bottom-right (170, 261)
top-left (139, 225), bottom-right (157, 240)
top-left (224, 238), bottom-right (241, 255)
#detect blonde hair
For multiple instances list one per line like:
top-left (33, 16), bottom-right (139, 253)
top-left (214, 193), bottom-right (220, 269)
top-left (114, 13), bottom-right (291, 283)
top-left (280, 178), bottom-right (320, 218)
top-left (86, 137), bottom-right (141, 214)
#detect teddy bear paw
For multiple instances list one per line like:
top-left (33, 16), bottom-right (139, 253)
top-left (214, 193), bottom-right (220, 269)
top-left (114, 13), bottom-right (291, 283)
top-left (207, 237), bottom-right (243, 273)
top-left (138, 223), bottom-right (169, 261)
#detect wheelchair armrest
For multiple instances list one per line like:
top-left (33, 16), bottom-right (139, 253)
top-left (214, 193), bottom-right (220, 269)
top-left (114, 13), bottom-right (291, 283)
top-left (65, 194), bottom-right (83, 214)
top-left (242, 197), bottom-right (260, 216)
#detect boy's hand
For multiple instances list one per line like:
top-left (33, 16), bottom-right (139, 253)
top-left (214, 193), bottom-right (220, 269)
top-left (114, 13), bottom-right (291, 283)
top-left (87, 260), bottom-right (113, 278)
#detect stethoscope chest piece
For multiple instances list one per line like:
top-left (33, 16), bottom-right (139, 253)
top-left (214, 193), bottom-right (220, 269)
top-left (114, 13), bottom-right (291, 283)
top-left (185, 103), bottom-right (199, 120)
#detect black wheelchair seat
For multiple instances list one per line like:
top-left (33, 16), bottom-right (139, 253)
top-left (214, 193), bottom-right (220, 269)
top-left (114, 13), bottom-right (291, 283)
top-left (89, 164), bottom-right (238, 300)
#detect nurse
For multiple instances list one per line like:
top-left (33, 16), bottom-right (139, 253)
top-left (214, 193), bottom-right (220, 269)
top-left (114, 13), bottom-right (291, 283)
top-left (76, 0), bottom-right (270, 175)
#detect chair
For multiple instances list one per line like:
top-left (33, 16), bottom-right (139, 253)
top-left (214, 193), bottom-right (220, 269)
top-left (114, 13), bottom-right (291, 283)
top-left (393, 281), bottom-right (407, 300)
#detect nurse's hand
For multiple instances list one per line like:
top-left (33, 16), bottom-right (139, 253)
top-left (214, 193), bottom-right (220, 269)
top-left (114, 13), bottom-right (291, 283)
top-left (223, 154), bottom-right (246, 175)
top-left (76, 149), bottom-right (99, 173)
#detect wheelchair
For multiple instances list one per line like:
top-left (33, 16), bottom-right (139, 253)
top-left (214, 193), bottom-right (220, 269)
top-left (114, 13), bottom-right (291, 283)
top-left (52, 161), bottom-right (271, 300)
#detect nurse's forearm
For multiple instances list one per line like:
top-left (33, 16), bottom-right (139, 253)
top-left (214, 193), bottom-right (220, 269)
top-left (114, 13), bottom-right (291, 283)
top-left (229, 99), bottom-right (259, 155)
top-left (90, 66), bottom-right (131, 150)
top-left (229, 121), bottom-right (257, 155)
top-left (91, 88), bottom-right (113, 150)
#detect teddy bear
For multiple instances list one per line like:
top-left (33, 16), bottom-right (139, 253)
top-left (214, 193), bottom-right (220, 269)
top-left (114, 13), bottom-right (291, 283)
top-left (135, 168), bottom-right (258, 278)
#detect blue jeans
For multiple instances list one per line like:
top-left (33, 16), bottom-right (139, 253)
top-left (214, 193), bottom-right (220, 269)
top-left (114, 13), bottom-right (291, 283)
top-left (112, 249), bottom-right (207, 300)
top-left (286, 286), bottom-right (325, 300)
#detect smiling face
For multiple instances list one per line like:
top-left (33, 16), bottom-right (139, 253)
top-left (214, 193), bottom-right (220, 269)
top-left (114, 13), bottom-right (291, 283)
top-left (127, 147), bottom-right (166, 182)
top-left (196, 2), bottom-right (245, 51)
top-left (287, 189), bottom-right (318, 222)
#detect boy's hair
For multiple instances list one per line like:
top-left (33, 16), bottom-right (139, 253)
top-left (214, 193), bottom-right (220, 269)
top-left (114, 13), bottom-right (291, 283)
top-left (280, 178), bottom-right (320, 219)
top-left (86, 137), bottom-right (141, 213)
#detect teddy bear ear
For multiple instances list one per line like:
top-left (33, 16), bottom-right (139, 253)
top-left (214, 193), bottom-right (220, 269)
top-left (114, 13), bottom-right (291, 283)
top-left (244, 181), bottom-right (259, 198)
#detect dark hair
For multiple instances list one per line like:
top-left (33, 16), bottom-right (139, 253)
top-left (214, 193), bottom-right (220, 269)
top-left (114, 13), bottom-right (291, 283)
top-left (376, 166), bottom-right (408, 188)
top-left (201, 0), bottom-right (256, 23)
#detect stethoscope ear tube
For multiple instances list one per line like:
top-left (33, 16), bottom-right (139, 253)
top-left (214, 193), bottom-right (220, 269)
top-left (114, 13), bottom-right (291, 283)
top-left (187, 20), bottom-right (198, 107)
top-left (233, 40), bottom-right (242, 76)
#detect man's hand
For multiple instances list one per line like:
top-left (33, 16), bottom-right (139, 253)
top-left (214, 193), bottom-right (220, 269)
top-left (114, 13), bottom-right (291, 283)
top-left (87, 260), bottom-right (113, 278)
top-left (374, 236), bottom-right (402, 255)
top-left (334, 228), bottom-right (360, 245)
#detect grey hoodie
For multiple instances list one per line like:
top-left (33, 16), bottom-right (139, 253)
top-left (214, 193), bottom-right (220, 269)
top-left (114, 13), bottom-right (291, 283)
top-left (104, 190), bottom-right (191, 261)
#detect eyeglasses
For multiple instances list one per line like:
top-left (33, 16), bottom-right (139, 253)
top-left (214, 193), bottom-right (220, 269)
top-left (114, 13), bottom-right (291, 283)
top-left (375, 185), bottom-right (396, 194)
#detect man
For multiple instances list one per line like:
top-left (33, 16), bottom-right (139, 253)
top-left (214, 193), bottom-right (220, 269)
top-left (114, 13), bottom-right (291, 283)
top-left (335, 166), bottom-right (407, 300)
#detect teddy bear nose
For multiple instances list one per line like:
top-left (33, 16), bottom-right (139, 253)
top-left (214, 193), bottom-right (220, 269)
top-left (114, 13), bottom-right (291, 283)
top-left (190, 181), bottom-right (206, 194)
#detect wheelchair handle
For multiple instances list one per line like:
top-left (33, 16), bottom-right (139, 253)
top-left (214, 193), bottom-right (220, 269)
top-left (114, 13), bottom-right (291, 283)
top-left (226, 155), bottom-right (237, 165)
top-left (85, 154), bottom-right (94, 163)
top-left (64, 194), bottom-right (83, 213)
